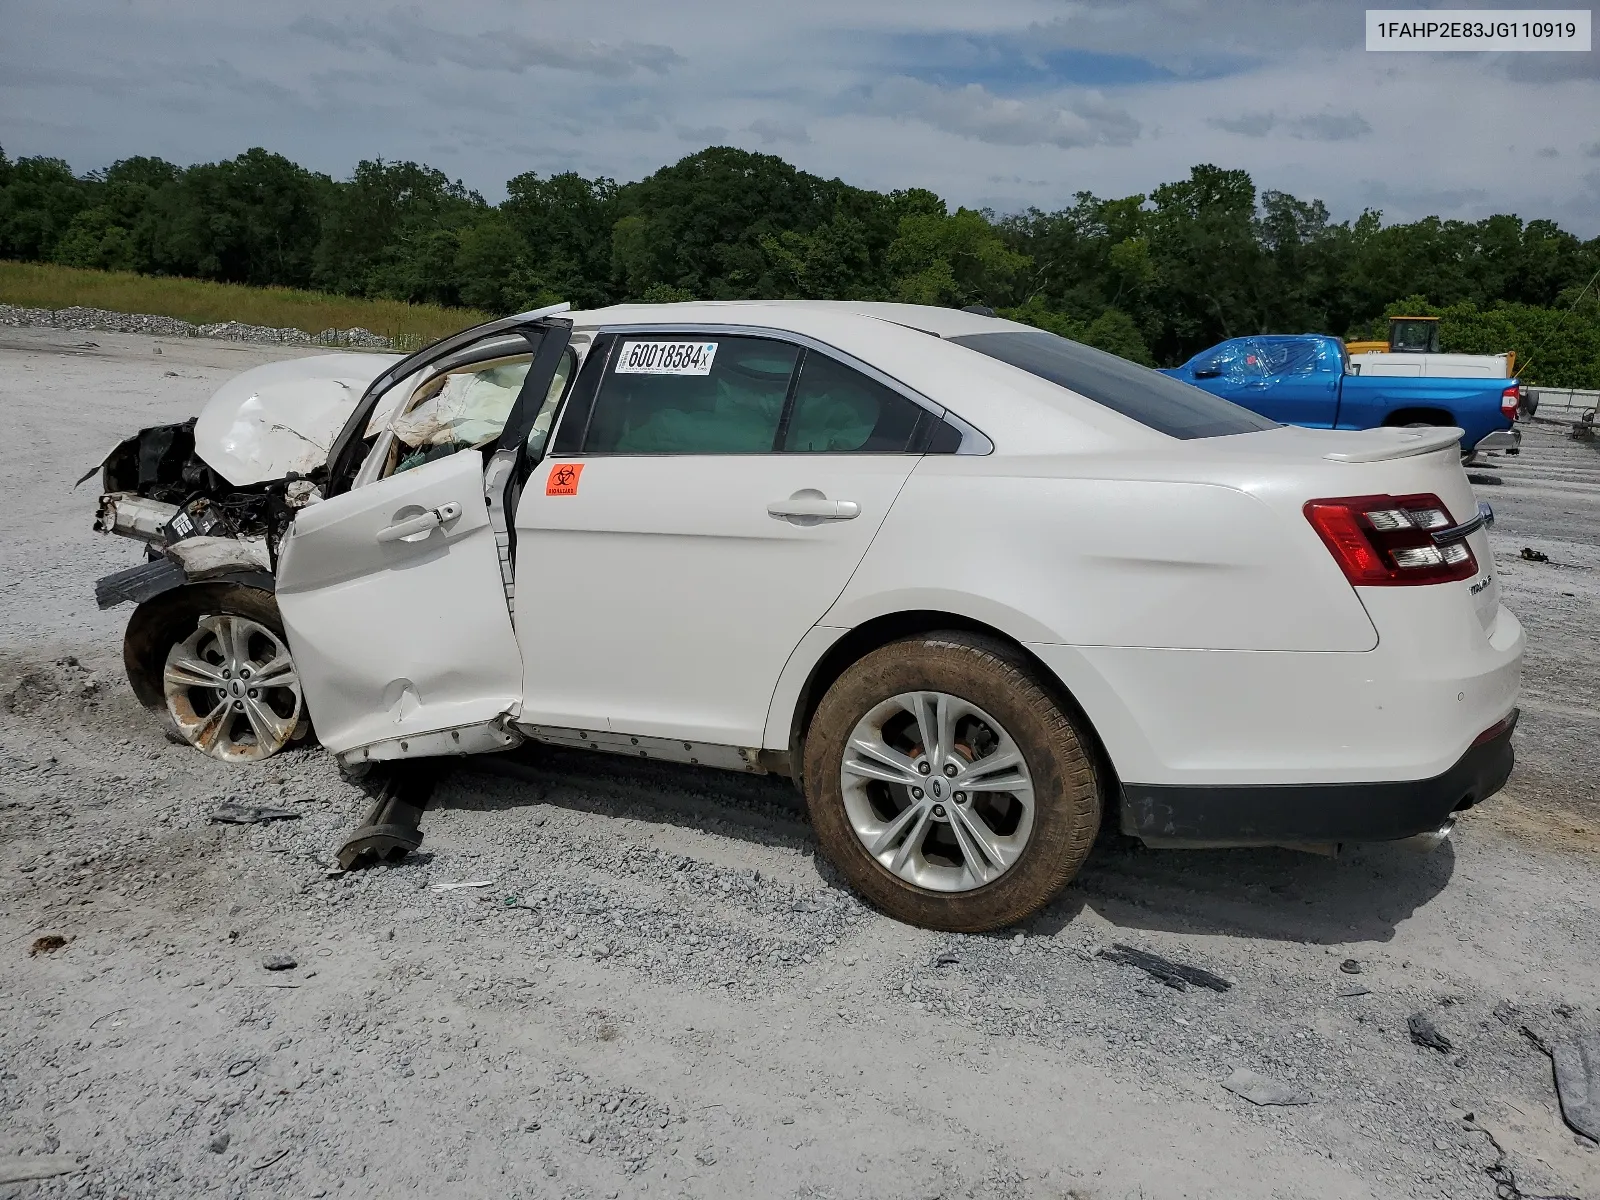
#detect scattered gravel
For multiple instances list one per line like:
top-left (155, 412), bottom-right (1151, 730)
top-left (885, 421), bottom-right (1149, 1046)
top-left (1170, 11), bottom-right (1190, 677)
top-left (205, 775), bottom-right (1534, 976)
top-left (1, 328), bottom-right (1597, 1199)
top-left (0, 303), bottom-right (398, 348)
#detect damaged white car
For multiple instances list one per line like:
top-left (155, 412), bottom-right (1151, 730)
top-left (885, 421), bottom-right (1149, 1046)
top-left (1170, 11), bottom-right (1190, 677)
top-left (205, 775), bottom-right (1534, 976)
top-left (90, 302), bottom-right (1524, 931)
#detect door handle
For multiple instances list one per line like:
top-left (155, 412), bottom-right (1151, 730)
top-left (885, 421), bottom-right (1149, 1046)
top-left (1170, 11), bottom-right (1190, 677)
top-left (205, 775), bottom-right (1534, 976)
top-left (377, 502), bottom-right (463, 544)
top-left (767, 491), bottom-right (860, 525)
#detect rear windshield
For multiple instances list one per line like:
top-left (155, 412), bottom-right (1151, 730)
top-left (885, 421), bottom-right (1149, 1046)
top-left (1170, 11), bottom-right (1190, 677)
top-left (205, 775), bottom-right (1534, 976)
top-left (950, 330), bottom-right (1279, 440)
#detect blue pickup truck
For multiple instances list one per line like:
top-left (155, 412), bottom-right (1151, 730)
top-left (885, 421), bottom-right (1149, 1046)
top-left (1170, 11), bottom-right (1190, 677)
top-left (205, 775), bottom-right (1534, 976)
top-left (1161, 335), bottom-right (1520, 454)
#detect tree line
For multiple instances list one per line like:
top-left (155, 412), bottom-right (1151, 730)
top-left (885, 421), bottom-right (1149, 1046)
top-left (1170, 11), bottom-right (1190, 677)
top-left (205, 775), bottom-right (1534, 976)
top-left (1, 144), bottom-right (1597, 385)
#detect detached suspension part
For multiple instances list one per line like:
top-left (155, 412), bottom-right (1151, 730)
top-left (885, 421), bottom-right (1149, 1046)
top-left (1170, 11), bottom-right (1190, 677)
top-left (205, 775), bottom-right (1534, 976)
top-left (337, 762), bottom-right (439, 870)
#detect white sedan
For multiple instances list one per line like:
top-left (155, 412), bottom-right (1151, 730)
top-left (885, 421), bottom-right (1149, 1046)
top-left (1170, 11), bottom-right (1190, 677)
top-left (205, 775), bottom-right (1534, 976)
top-left (90, 301), bottom-right (1524, 931)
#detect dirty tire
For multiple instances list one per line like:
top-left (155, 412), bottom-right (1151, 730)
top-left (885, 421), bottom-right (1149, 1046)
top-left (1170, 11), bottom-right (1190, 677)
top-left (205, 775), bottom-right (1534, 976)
top-left (803, 632), bottom-right (1101, 932)
top-left (123, 583), bottom-right (311, 758)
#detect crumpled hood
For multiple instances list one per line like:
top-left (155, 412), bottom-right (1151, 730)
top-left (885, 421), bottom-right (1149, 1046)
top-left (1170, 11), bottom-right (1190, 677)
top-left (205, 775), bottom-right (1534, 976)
top-left (192, 353), bottom-right (401, 484)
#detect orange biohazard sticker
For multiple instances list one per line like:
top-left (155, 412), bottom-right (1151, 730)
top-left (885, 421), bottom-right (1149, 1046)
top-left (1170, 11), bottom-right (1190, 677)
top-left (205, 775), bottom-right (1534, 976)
top-left (546, 462), bottom-right (584, 496)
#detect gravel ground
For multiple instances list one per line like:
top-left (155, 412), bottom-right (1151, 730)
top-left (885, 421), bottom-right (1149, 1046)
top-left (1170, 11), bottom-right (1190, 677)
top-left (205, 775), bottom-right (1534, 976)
top-left (1, 326), bottom-right (1597, 1200)
top-left (0, 303), bottom-right (398, 348)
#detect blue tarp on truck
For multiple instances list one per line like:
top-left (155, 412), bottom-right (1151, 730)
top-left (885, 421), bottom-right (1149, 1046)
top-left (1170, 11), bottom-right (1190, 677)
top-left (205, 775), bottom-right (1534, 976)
top-left (1161, 335), bottom-right (1519, 452)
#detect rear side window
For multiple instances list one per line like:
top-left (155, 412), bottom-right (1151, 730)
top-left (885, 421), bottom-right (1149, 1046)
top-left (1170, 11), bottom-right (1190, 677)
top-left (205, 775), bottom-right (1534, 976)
top-left (951, 330), bottom-right (1278, 440)
top-left (583, 336), bottom-right (798, 454)
top-left (782, 352), bottom-right (925, 453)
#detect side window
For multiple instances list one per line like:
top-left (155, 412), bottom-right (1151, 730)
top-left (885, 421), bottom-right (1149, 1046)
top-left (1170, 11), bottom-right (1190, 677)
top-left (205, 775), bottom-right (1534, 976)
top-left (583, 336), bottom-right (799, 455)
top-left (781, 352), bottom-right (925, 453)
top-left (382, 350), bottom-right (574, 478)
top-left (386, 354), bottom-right (532, 477)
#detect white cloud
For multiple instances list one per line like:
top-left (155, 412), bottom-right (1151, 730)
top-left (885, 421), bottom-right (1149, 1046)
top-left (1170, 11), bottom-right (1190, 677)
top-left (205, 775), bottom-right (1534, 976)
top-left (747, 118), bottom-right (811, 146)
top-left (1208, 111), bottom-right (1370, 141)
top-left (288, 11), bottom-right (682, 78)
top-left (854, 76), bottom-right (1140, 149)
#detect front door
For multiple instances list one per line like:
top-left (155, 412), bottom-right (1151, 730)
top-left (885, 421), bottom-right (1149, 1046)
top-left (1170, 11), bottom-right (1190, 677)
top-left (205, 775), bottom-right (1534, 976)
top-left (511, 332), bottom-right (929, 748)
top-left (275, 321), bottom-right (573, 755)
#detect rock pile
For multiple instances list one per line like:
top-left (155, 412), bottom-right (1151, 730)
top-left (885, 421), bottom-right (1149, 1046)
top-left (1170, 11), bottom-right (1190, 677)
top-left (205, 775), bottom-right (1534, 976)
top-left (0, 303), bottom-right (397, 349)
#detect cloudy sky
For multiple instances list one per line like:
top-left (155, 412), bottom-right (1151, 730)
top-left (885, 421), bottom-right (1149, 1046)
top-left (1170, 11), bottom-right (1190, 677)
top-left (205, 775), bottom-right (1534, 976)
top-left (4, 0), bottom-right (1598, 233)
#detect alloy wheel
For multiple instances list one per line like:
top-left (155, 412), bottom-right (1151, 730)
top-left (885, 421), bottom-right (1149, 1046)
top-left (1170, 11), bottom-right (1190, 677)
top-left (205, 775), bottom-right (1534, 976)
top-left (839, 690), bottom-right (1035, 893)
top-left (163, 614), bottom-right (302, 762)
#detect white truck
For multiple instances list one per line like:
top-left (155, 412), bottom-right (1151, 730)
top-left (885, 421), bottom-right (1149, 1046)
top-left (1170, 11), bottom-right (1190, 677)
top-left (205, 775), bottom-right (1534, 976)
top-left (1347, 315), bottom-right (1514, 379)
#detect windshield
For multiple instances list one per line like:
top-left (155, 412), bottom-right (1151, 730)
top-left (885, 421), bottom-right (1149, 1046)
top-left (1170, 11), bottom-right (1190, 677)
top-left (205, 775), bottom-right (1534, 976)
top-left (950, 330), bottom-right (1279, 440)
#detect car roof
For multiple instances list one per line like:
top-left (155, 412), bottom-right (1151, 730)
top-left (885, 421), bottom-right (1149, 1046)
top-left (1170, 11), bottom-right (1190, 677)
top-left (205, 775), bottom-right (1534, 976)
top-left (560, 299), bottom-right (1035, 339)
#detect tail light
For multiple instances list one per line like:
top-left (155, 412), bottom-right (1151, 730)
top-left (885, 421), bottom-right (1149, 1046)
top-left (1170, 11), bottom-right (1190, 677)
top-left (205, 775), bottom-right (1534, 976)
top-left (1304, 493), bottom-right (1479, 585)
top-left (1501, 386), bottom-right (1519, 421)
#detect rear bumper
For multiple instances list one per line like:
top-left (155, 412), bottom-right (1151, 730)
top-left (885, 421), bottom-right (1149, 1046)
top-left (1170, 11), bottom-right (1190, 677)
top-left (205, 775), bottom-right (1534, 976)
top-left (1471, 428), bottom-right (1521, 454)
top-left (1121, 710), bottom-right (1516, 846)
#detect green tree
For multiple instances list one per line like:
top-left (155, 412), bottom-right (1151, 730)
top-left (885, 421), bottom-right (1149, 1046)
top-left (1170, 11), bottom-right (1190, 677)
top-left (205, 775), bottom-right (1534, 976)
top-left (887, 206), bottom-right (1030, 308)
top-left (0, 155), bottom-right (90, 261)
top-left (136, 148), bottom-right (327, 285)
top-left (313, 159), bottom-right (484, 296)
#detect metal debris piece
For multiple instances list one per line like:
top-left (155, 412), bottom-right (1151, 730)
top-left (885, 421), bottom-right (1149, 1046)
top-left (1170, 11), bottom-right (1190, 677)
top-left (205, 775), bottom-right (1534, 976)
top-left (29, 934), bottom-right (68, 956)
top-left (1222, 1067), bottom-right (1311, 1106)
top-left (1339, 959), bottom-right (1363, 974)
top-left (433, 880), bottom-right (494, 892)
top-left (262, 954), bottom-right (297, 971)
top-left (1520, 546), bottom-right (1550, 563)
top-left (1408, 1011), bottom-right (1454, 1053)
top-left (1099, 943), bottom-right (1232, 993)
top-left (211, 801), bottom-right (300, 825)
top-left (1336, 985), bottom-right (1372, 998)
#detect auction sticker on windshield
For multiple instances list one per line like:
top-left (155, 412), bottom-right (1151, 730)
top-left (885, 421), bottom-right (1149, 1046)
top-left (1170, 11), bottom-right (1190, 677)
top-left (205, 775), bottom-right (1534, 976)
top-left (614, 340), bottom-right (719, 376)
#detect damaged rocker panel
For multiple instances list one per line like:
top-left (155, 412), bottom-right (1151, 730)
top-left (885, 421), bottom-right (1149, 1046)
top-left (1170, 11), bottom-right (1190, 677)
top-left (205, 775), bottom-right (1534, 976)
top-left (340, 720), bottom-right (523, 766)
top-left (518, 725), bottom-right (772, 774)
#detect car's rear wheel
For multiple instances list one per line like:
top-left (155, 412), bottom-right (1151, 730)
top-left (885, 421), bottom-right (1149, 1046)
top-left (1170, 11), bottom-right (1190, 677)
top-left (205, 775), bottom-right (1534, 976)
top-left (802, 632), bottom-right (1101, 931)
top-left (124, 584), bottom-right (308, 763)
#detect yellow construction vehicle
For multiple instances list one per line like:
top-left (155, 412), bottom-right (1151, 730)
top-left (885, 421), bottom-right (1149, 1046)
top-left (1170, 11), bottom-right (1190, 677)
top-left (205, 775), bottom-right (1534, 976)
top-left (1347, 316), bottom-right (1515, 377)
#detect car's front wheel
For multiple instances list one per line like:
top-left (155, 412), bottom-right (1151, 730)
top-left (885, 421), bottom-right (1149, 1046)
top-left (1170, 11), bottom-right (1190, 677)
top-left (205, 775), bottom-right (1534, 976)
top-left (124, 584), bottom-right (308, 763)
top-left (802, 632), bottom-right (1101, 931)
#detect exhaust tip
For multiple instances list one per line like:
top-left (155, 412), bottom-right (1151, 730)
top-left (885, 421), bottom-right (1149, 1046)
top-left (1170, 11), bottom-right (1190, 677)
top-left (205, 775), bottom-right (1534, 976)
top-left (1405, 819), bottom-right (1456, 853)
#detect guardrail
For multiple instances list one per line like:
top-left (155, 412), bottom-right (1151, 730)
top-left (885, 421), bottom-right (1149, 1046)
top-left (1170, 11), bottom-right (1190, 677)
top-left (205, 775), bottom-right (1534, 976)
top-left (1526, 387), bottom-right (1598, 440)
top-left (1528, 387), bottom-right (1599, 421)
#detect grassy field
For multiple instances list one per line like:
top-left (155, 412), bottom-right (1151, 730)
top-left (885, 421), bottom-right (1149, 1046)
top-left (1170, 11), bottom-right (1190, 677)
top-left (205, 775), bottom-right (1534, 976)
top-left (0, 261), bottom-right (490, 348)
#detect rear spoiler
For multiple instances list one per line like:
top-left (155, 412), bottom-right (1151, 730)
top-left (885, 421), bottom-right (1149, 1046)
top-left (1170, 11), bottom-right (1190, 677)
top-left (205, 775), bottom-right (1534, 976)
top-left (1322, 427), bottom-right (1463, 463)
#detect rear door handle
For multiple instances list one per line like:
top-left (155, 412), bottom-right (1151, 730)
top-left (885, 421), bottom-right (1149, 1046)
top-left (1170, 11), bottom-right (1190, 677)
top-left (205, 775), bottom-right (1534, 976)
top-left (767, 492), bottom-right (860, 524)
top-left (377, 502), bottom-right (463, 543)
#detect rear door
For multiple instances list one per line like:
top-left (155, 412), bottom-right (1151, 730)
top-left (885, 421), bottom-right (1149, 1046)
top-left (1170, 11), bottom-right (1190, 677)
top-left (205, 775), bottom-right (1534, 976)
top-left (510, 330), bottom-right (942, 747)
top-left (274, 322), bottom-right (572, 755)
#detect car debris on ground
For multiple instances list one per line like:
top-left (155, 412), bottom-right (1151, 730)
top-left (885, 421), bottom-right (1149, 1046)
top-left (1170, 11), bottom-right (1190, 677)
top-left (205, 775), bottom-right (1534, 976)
top-left (1521, 1026), bottom-right (1600, 1144)
top-left (0, 1157), bottom-right (83, 1185)
top-left (210, 800), bottom-right (300, 824)
top-left (1408, 1011), bottom-right (1455, 1053)
top-left (1098, 943), bottom-right (1233, 992)
top-left (1221, 1068), bottom-right (1311, 1106)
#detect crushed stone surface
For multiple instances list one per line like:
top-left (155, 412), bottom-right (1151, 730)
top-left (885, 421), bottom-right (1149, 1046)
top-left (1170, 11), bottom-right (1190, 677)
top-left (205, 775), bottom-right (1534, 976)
top-left (1, 326), bottom-right (1598, 1199)
top-left (0, 303), bottom-right (398, 348)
